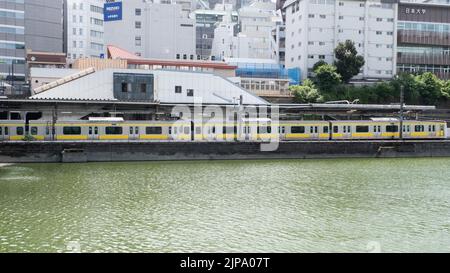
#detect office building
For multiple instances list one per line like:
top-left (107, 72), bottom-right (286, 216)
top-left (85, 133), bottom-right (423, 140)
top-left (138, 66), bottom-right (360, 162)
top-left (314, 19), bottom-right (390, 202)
top-left (64, 0), bottom-right (106, 60)
top-left (0, 0), bottom-right (64, 84)
top-left (104, 0), bottom-right (196, 60)
top-left (284, 0), bottom-right (398, 80)
top-left (193, 4), bottom-right (239, 60)
top-left (397, 1), bottom-right (450, 79)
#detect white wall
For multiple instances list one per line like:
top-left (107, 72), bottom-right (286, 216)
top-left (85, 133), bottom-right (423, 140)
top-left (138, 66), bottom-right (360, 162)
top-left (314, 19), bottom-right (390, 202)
top-left (66, 0), bottom-right (106, 59)
top-left (104, 0), bottom-right (196, 60)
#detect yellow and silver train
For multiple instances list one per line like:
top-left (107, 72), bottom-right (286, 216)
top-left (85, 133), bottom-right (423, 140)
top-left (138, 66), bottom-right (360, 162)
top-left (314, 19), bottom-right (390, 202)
top-left (0, 118), bottom-right (447, 142)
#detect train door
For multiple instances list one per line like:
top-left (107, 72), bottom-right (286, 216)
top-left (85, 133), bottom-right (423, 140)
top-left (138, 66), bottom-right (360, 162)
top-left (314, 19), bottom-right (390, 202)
top-left (309, 126), bottom-right (319, 139)
top-left (207, 125), bottom-right (217, 141)
top-left (129, 126), bottom-right (140, 141)
top-left (402, 124), bottom-right (411, 138)
top-left (343, 125), bottom-right (352, 139)
top-left (243, 120), bottom-right (251, 141)
top-left (88, 126), bottom-right (100, 140)
top-left (0, 126), bottom-right (3, 141)
top-left (279, 126), bottom-right (286, 141)
top-left (429, 124), bottom-right (437, 138)
top-left (373, 125), bottom-right (382, 138)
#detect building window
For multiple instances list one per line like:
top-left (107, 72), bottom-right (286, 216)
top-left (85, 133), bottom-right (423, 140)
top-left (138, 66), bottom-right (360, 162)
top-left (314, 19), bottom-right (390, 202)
top-left (319, 55), bottom-right (325, 59)
top-left (308, 41), bottom-right (314, 45)
top-left (187, 89), bottom-right (194, 97)
top-left (376, 31), bottom-right (382, 35)
top-left (359, 17), bottom-right (364, 21)
top-left (135, 9), bottom-right (142, 16)
top-left (339, 16), bottom-right (344, 20)
top-left (339, 2), bottom-right (344, 6)
top-left (122, 82), bottom-right (132, 93)
top-left (308, 14), bottom-right (315, 18)
top-left (319, 42), bottom-right (325, 46)
top-left (387, 31), bottom-right (393, 35)
top-left (320, 14), bottom-right (326, 19)
top-left (135, 21), bottom-right (142, 29)
top-left (135, 36), bottom-right (142, 46)
top-left (140, 83), bottom-right (147, 93)
top-left (175, 86), bottom-right (182, 94)
top-left (376, 18), bottom-right (382, 22)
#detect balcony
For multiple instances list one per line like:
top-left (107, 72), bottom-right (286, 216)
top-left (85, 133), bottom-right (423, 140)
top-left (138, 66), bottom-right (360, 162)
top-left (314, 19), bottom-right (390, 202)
top-left (397, 52), bottom-right (450, 66)
top-left (398, 30), bottom-right (450, 47)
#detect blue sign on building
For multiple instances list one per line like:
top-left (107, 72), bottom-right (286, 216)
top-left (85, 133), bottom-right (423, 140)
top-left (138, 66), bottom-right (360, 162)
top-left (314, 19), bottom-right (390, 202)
top-left (104, 2), bottom-right (122, 22)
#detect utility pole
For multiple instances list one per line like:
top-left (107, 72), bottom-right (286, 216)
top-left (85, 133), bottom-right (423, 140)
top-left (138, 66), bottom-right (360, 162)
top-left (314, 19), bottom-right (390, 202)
top-left (399, 85), bottom-right (405, 140)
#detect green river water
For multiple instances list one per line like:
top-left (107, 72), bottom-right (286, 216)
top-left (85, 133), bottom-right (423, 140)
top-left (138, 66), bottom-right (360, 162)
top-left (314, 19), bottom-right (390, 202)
top-left (0, 158), bottom-right (449, 253)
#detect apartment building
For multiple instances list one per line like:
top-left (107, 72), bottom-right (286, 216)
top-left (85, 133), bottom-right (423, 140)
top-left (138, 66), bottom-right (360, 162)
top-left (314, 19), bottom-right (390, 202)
top-left (284, 0), bottom-right (398, 80)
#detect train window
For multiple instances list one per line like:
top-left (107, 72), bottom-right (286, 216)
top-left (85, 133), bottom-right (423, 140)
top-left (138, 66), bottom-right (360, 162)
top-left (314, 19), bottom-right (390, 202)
top-left (223, 127), bottom-right (237, 134)
top-left (291, 126), bottom-right (305, 134)
top-left (428, 125), bottom-right (432, 132)
top-left (135, 127), bottom-right (139, 134)
top-left (31, 127), bottom-right (38, 136)
top-left (174, 127), bottom-right (178, 134)
top-left (130, 127), bottom-right (134, 135)
top-left (0, 127), bottom-right (2, 135)
top-left (5, 127), bottom-right (8, 135)
top-left (386, 125), bottom-right (399, 133)
top-left (315, 127), bottom-right (318, 134)
top-left (433, 125), bottom-right (436, 132)
top-left (89, 127), bottom-right (93, 135)
top-left (356, 126), bottom-right (369, 133)
top-left (106, 127), bottom-right (123, 135)
top-left (95, 127), bottom-right (99, 135)
top-left (184, 127), bottom-right (190, 135)
top-left (310, 127), bottom-right (314, 134)
top-left (169, 127), bottom-right (172, 134)
top-left (16, 127), bottom-right (24, 136)
top-left (323, 126), bottom-right (329, 134)
top-left (212, 126), bottom-right (216, 134)
top-left (46, 126), bottom-right (50, 135)
top-left (258, 127), bottom-right (272, 134)
top-left (195, 127), bottom-right (201, 134)
top-left (343, 126), bottom-right (346, 133)
top-left (281, 126), bottom-right (286, 134)
top-left (347, 126), bottom-right (351, 133)
top-left (10, 112), bottom-right (21, 120)
top-left (373, 126), bottom-right (377, 133)
top-left (63, 127), bottom-right (82, 135)
top-left (146, 127), bottom-right (162, 135)
top-left (333, 126), bottom-right (339, 133)
top-left (407, 125), bottom-right (411, 132)
top-left (415, 125), bottom-right (424, 132)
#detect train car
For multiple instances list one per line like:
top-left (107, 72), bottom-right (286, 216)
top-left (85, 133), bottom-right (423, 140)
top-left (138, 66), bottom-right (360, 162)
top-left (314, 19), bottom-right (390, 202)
top-left (330, 119), bottom-right (447, 140)
top-left (0, 120), bottom-right (26, 141)
top-left (28, 121), bottom-right (53, 141)
top-left (280, 121), bottom-right (331, 141)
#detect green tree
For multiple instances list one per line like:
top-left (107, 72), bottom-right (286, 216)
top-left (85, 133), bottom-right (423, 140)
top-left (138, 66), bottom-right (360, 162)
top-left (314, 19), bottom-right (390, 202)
top-left (314, 64), bottom-right (342, 93)
top-left (414, 72), bottom-right (443, 105)
top-left (312, 60), bottom-right (327, 72)
top-left (334, 40), bottom-right (365, 83)
top-left (441, 80), bottom-right (450, 100)
top-left (290, 79), bottom-right (323, 103)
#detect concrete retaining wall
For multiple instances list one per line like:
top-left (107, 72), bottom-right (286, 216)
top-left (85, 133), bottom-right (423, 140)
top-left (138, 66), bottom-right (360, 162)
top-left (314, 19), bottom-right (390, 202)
top-left (1, 140), bottom-right (450, 163)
